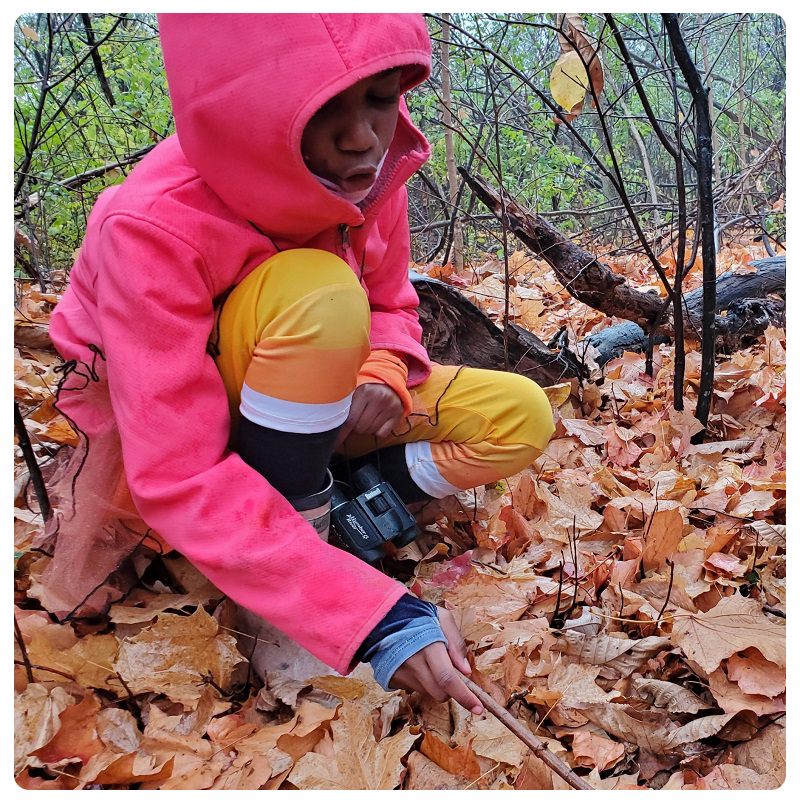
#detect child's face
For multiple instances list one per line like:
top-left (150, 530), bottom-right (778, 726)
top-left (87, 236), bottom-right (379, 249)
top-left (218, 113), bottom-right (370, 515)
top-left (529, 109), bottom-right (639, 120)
top-left (301, 68), bottom-right (402, 195)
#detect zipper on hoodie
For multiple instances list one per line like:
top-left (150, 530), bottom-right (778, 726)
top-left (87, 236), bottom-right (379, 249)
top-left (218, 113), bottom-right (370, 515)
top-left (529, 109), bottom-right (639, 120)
top-left (338, 223), bottom-right (351, 255)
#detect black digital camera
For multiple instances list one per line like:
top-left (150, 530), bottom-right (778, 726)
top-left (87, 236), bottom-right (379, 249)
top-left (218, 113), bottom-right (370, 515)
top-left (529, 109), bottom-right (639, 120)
top-left (330, 464), bottom-right (420, 563)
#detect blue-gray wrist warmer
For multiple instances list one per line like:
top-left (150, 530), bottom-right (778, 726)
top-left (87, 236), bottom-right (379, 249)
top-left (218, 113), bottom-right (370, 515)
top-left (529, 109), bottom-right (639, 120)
top-left (355, 593), bottom-right (448, 690)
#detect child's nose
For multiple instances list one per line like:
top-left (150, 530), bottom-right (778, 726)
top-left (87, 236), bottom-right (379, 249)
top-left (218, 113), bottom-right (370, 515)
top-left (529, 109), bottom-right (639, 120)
top-left (337, 114), bottom-right (378, 154)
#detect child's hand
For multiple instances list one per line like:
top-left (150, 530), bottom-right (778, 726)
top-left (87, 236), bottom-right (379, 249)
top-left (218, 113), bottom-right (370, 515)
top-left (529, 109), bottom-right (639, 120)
top-left (337, 382), bottom-right (404, 444)
top-left (388, 607), bottom-right (484, 715)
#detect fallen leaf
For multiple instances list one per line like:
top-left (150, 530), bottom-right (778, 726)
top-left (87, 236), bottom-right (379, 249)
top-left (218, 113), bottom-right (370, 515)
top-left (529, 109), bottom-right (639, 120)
top-left (14, 684), bottom-right (74, 774)
top-left (726, 648), bottom-right (785, 697)
top-left (731, 719), bottom-right (785, 781)
top-left (629, 674), bottom-right (712, 714)
top-left (548, 659), bottom-right (619, 707)
top-left (30, 691), bottom-right (105, 769)
top-left (442, 571), bottom-right (530, 640)
top-left (288, 700), bottom-right (418, 789)
top-left (452, 703), bottom-right (527, 768)
top-left (96, 708), bottom-right (141, 754)
top-left (115, 607), bottom-right (246, 704)
top-left (605, 424), bottom-right (643, 467)
top-left (553, 632), bottom-right (670, 679)
top-left (405, 750), bottom-right (473, 790)
top-left (706, 669), bottom-right (785, 716)
top-left (135, 705), bottom-right (228, 790)
top-left (571, 730), bottom-right (625, 771)
top-left (642, 507), bottom-right (685, 571)
top-left (576, 701), bottom-right (742, 754)
top-left (694, 763), bottom-right (781, 790)
top-left (420, 731), bottom-right (481, 781)
top-left (562, 418), bottom-right (605, 446)
top-left (672, 595), bottom-right (785, 673)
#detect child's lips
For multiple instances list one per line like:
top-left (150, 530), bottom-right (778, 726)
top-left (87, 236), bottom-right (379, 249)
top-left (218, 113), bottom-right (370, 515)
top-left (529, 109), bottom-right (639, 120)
top-left (337, 168), bottom-right (377, 192)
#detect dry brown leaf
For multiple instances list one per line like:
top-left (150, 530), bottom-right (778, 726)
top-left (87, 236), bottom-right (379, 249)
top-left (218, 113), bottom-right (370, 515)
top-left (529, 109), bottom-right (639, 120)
top-left (671, 594), bottom-right (785, 673)
top-left (642, 507), bottom-right (685, 571)
top-left (420, 730), bottom-right (481, 781)
top-left (14, 684), bottom-right (74, 774)
top-left (147, 685), bottom-right (229, 737)
top-left (571, 730), bottom-right (625, 771)
top-left (563, 417), bottom-right (605, 446)
top-left (405, 751), bottom-right (473, 790)
top-left (576, 701), bottom-right (741, 754)
top-left (706, 668), bottom-right (786, 716)
top-left (548, 659), bottom-right (619, 708)
top-left (694, 763), bottom-right (781, 790)
top-left (115, 607), bottom-right (246, 704)
top-left (530, 473), bottom-right (604, 541)
top-left (629, 674), bottom-right (712, 714)
top-left (288, 700), bottom-right (418, 789)
top-left (747, 519), bottom-right (785, 547)
top-left (310, 671), bottom-right (383, 705)
top-left (731, 719), bottom-right (785, 781)
top-left (442, 570), bottom-right (530, 640)
top-left (27, 629), bottom-right (119, 692)
top-left (79, 748), bottom-right (175, 786)
top-left (605, 424), bottom-right (643, 467)
top-left (136, 704), bottom-right (228, 790)
top-left (514, 740), bottom-right (572, 790)
top-left (553, 632), bottom-right (670, 679)
top-left (274, 699), bottom-right (339, 761)
top-left (96, 708), bottom-right (142, 754)
top-left (726, 648), bottom-right (785, 697)
top-left (210, 746), bottom-right (292, 790)
top-left (29, 691), bottom-right (105, 770)
top-left (584, 767), bottom-right (647, 790)
top-left (451, 703), bottom-right (527, 769)
top-left (109, 590), bottom-right (212, 624)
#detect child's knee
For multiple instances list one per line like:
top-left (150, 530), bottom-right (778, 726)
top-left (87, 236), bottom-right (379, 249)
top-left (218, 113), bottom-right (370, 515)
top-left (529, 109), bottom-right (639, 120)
top-left (251, 249), bottom-right (370, 349)
top-left (495, 372), bottom-right (556, 454)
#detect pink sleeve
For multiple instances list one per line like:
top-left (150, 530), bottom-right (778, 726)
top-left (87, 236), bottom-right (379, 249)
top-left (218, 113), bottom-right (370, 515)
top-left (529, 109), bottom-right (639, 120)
top-left (94, 213), bottom-right (406, 673)
top-left (364, 187), bottom-right (432, 387)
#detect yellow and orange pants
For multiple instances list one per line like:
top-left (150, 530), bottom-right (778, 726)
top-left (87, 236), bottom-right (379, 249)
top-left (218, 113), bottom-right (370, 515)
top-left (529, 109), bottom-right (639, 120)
top-left (213, 249), bottom-right (555, 498)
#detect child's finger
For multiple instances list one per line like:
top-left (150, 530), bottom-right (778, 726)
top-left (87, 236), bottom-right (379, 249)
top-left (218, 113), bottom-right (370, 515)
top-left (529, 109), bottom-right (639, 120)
top-left (438, 608), bottom-right (471, 674)
top-left (375, 418), bottom-right (396, 439)
top-left (338, 392), bottom-right (370, 443)
top-left (422, 644), bottom-right (483, 714)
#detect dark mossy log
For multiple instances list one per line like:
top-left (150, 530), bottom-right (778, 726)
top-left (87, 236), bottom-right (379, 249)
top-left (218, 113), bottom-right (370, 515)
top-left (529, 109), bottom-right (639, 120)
top-left (412, 255), bottom-right (785, 387)
top-left (459, 168), bottom-right (785, 347)
top-left (410, 270), bottom-right (583, 386)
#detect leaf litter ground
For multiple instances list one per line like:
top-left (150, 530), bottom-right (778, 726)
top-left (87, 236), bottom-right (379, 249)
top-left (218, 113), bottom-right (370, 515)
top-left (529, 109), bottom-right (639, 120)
top-left (14, 239), bottom-right (785, 789)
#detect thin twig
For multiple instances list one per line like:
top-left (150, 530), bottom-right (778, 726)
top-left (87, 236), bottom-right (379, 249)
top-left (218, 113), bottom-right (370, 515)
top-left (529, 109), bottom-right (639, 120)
top-left (656, 559), bottom-right (675, 625)
top-left (14, 660), bottom-right (75, 681)
top-left (460, 675), bottom-right (594, 790)
top-left (14, 617), bottom-right (35, 684)
top-left (14, 401), bottom-right (51, 520)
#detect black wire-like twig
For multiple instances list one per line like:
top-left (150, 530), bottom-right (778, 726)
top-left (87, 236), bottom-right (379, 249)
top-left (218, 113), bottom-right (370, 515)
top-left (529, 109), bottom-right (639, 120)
top-left (14, 401), bottom-right (51, 520)
top-left (656, 558), bottom-right (675, 625)
top-left (14, 616), bottom-right (35, 684)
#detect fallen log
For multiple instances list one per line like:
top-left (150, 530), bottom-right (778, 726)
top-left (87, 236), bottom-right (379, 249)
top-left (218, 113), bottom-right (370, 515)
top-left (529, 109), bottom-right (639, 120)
top-left (412, 255), bottom-right (785, 386)
top-left (411, 270), bottom-right (583, 385)
top-left (458, 167), bottom-right (785, 347)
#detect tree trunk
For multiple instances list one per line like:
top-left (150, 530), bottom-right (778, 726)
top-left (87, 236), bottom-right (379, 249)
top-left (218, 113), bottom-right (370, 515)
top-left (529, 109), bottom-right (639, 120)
top-left (441, 14), bottom-right (464, 271)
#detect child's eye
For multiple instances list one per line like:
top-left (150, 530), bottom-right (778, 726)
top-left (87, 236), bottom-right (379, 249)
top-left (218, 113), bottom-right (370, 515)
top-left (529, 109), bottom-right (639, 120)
top-left (370, 93), bottom-right (400, 106)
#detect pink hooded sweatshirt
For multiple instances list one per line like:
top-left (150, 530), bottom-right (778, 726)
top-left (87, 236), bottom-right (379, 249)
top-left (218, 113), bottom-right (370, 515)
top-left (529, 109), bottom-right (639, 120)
top-left (45, 14), bottom-right (433, 673)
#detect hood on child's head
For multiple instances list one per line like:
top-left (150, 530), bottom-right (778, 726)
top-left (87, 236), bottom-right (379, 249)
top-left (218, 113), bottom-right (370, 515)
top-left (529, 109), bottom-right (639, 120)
top-left (158, 13), bottom-right (432, 241)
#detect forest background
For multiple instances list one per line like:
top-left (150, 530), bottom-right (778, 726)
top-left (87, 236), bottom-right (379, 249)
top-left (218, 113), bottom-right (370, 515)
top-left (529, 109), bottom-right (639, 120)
top-left (13, 13), bottom-right (787, 791)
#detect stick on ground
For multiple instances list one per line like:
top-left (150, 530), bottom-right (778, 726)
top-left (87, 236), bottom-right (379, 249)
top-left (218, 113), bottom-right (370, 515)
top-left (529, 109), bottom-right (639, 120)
top-left (461, 674), bottom-right (595, 790)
